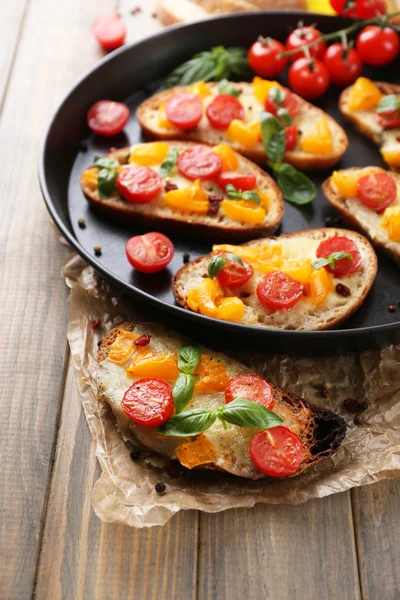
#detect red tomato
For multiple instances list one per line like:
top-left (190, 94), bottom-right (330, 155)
top-left (250, 426), bottom-right (303, 477)
top-left (378, 107), bottom-right (400, 129)
top-left (216, 257), bottom-right (254, 288)
top-left (330, 0), bottom-right (386, 18)
top-left (87, 100), bottom-right (130, 136)
top-left (177, 145), bottom-right (222, 180)
top-left (316, 236), bottom-right (362, 276)
top-left (323, 44), bottom-right (363, 87)
top-left (356, 26), bottom-right (399, 66)
top-left (285, 124), bottom-right (299, 151)
top-left (288, 58), bottom-right (330, 99)
top-left (165, 93), bottom-right (202, 130)
top-left (256, 271), bottom-right (303, 310)
top-left (225, 374), bottom-right (275, 409)
top-left (121, 378), bottom-right (174, 427)
top-left (117, 166), bottom-right (162, 203)
top-left (264, 88), bottom-right (301, 119)
top-left (126, 232), bottom-right (174, 274)
top-left (91, 14), bottom-right (126, 50)
top-left (248, 37), bottom-right (288, 78)
top-left (217, 171), bottom-right (256, 191)
top-left (206, 94), bottom-right (244, 130)
top-left (357, 172), bottom-right (397, 213)
top-left (286, 26), bottom-right (326, 61)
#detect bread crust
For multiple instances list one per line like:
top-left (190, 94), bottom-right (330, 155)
top-left (173, 228), bottom-right (378, 331)
top-left (80, 141), bottom-right (284, 242)
top-left (136, 83), bottom-right (348, 170)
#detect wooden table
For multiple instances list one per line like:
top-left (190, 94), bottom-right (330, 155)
top-left (1, 1), bottom-right (400, 598)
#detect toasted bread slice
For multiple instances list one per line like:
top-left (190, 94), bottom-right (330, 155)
top-left (80, 142), bottom-right (284, 241)
top-left (137, 82), bottom-right (348, 170)
top-left (97, 322), bottom-right (346, 479)
top-left (323, 167), bottom-right (400, 265)
top-left (173, 228), bottom-right (377, 331)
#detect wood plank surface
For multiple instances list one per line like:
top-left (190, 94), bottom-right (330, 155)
top-left (0, 0), bottom-right (29, 102)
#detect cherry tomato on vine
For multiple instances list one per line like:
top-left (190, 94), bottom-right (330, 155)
top-left (248, 37), bottom-right (288, 78)
top-left (288, 58), bottom-right (330, 100)
top-left (356, 26), bottom-right (399, 66)
top-left (91, 14), bottom-right (126, 50)
top-left (329, 0), bottom-right (386, 19)
top-left (286, 26), bottom-right (326, 61)
top-left (323, 43), bottom-right (363, 87)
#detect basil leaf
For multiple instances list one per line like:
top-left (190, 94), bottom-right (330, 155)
top-left (276, 163), bottom-right (316, 206)
top-left (260, 111), bottom-right (284, 160)
top-left (218, 78), bottom-right (240, 97)
top-left (312, 252), bottom-right (353, 270)
top-left (173, 373), bottom-right (195, 414)
top-left (178, 344), bottom-right (202, 375)
top-left (226, 183), bottom-right (243, 200)
top-left (268, 128), bottom-right (286, 164)
top-left (269, 86), bottom-right (285, 106)
top-left (93, 157), bottom-right (119, 170)
top-left (208, 254), bottom-right (227, 278)
top-left (226, 253), bottom-right (244, 267)
top-left (156, 409), bottom-right (217, 437)
top-left (376, 94), bottom-right (400, 114)
top-left (93, 156), bottom-right (119, 199)
top-left (242, 190), bottom-right (261, 204)
top-left (277, 107), bottom-right (293, 126)
top-left (218, 398), bottom-right (283, 429)
top-left (159, 147), bottom-right (179, 178)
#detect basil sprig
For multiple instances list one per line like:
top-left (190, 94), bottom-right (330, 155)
top-left (93, 156), bottom-right (119, 199)
top-left (156, 398), bottom-right (283, 437)
top-left (376, 94), bottom-right (400, 114)
top-left (226, 183), bottom-right (261, 204)
top-left (218, 78), bottom-right (240, 97)
top-left (159, 147), bottom-right (179, 178)
top-left (208, 253), bottom-right (244, 279)
top-left (312, 252), bottom-right (353, 270)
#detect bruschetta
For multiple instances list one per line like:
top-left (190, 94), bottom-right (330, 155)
top-left (80, 141), bottom-right (284, 241)
top-left (97, 322), bottom-right (346, 479)
top-left (323, 167), bottom-right (400, 265)
top-left (173, 228), bottom-right (377, 331)
top-left (136, 78), bottom-right (348, 170)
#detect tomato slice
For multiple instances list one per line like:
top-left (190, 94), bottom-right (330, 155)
top-left (87, 100), bottom-right (130, 136)
top-left (377, 108), bottom-right (400, 129)
top-left (216, 257), bottom-right (254, 288)
top-left (250, 426), bottom-right (303, 477)
top-left (126, 232), bottom-right (174, 274)
top-left (91, 14), bottom-right (126, 50)
top-left (165, 93), bottom-right (202, 130)
top-left (225, 374), bottom-right (275, 409)
top-left (217, 171), bottom-right (256, 191)
top-left (206, 94), bottom-right (245, 130)
top-left (121, 378), bottom-right (174, 427)
top-left (316, 236), bottom-right (362, 277)
top-left (265, 89), bottom-right (301, 119)
top-left (357, 172), bottom-right (397, 213)
top-left (177, 145), bottom-right (222, 180)
top-left (117, 166), bottom-right (162, 203)
top-left (256, 271), bottom-right (303, 310)
top-left (285, 124), bottom-right (299, 151)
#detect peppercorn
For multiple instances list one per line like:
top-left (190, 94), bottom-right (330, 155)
top-left (353, 414), bottom-right (363, 425)
top-left (97, 339), bottom-right (103, 347)
top-left (93, 245), bottom-right (102, 256)
top-left (208, 202), bottom-right (219, 216)
top-left (388, 305), bottom-right (396, 313)
top-left (91, 319), bottom-right (102, 330)
top-left (78, 218), bottom-right (86, 229)
top-left (343, 398), bottom-right (368, 413)
top-left (134, 334), bottom-right (151, 346)
top-left (183, 252), bottom-right (190, 264)
top-left (336, 283), bottom-right (351, 297)
top-left (155, 482), bottom-right (166, 493)
top-left (151, 11), bottom-right (157, 18)
top-left (165, 182), bottom-right (178, 192)
top-left (130, 447), bottom-right (141, 461)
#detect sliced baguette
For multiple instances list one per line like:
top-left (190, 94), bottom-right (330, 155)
top-left (173, 228), bottom-right (377, 331)
top-left (80, 142), bottom-right (284, 241)
top-left (97, 322), bottom-right (347, 480)
top-left (137, 82), bottom-right (348, 170)
top-left (323, 167), bottom-right (400, 265)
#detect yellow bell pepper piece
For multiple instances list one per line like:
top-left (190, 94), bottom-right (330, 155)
top-left (213, 243), bottom-right (283, 272)
top-left (177, 435), bottom-right (217, 469)
top-left (309, 268), bottom-right (333, 306)
top-left (221, 199), bottom-right (266, 224)
top-left (381, 206), bottom-right (400, 241)
top-left (258, 191), bottom-right (270, 210)
top-left (347, 77), bottom-right (383, 112)
top-left (158, 103), bottom-right (176, 130)
top-left (252, 77), bottom-right (282, 104)
top-left (227, 120), bottom-right (260, 148)
top-left (81, 167), bottom-right (98, 191)
top-left (282, 259), bottom-right (313, 285)
top-left (126, 352), bottom-right (179, 381)
top-left (108, 329), bottom-right (139, 364)
top-left (381, 148), bottom-right (400, 168)
top-left (331, 167), bottom-right (384, 198)
top-left (165, 179), bottom-right (209, 214)
top-left (129, 142), bottom-right (169, 165)
top-left (194, 355), bottom-right (229, 392)
top-left (187, 278), bottom-right (245, 322)
top-left (190, 81), bottom-right (212, 98)
top-left (212, 143), bottom-right (239, 171)
top-left (301, 118), bottom-right (333, 155)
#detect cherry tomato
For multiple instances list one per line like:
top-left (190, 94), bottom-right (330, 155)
top-left (225, 374), bottom-right (275, 409)
top-left (216, 257), bottom-right (254, 288)
top-left (285, 124), bottom-right (299, 151)
top-left (121, 378), bottom-right (174, 427)
top-left (91, 14), bottom-right (126, 50)
top-left (165, 93), bottom-right (202, 130)
top-left (206, 94), bottom-right (244, 130)
top-left (250, 426), bottom-right (303, 477)
top-left (217, 171), bottom-right (256, 191)
top-left (117, 166), bottom-right (162, 203)
top-left (177, 145), bottom-right (222, 180)
top-left (257, 271), bottom-right (303, 310)
top-left (264, 88), bottom-right (301, 119)
top-left (377, 106), bottom-right (400, 129)
top-left (286, 26), bottom-right (326, 61)
top-left (288, 58), bottom-right (330, 99)
top-left (330, 0), bottom-right (386, 19)
top-left (357, 172), bottom-right (397, 213)
top-left (248, 37), bottom-right (288, 78)
top-left (356, 26), bottom-right (399, 66)
top-left (316, 236), bottom-right (362, 276)
top-left (87, 100), bottom-right (130, 136)
top-left (126, 232), bottom-right (174, 274)
top-left (323, 43), bottom-right (363, 87)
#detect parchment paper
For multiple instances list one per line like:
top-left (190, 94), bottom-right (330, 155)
top-left (63, 251), bottom-right (400, 528)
